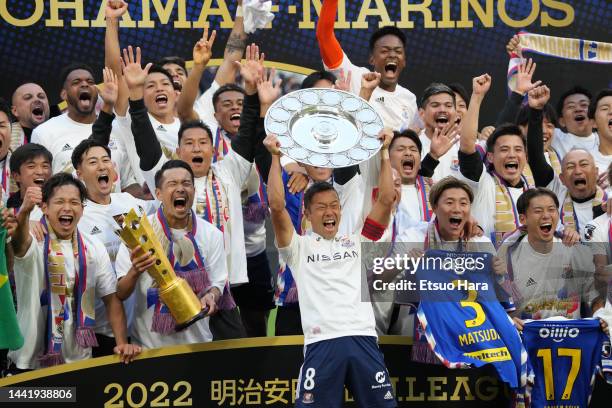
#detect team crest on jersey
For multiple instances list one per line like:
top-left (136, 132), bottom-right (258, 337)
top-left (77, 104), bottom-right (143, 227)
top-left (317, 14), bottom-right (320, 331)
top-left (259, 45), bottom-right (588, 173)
top-left (583, 223), bottom-right (596, 241)
top-left (450, 157), bottom-right (459, 171)
top-left (302, 392), bottom-right (314, 404)
top-left (339, 237), bottom-right (355, 248)
top-left (375, 371), bottom-right (386, 384)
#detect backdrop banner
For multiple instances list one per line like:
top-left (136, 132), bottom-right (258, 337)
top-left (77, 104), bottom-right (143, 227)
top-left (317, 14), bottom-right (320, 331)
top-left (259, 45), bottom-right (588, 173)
top-left (0, 336), bottom-right (610, 407)
top-left (0, 0), bottom-right (610, 122)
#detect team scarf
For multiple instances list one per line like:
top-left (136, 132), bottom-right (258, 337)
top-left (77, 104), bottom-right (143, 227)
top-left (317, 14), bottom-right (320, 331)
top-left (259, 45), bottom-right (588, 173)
top-left (39, 217), bottom-right (96, 367)
top-left (194, 171), bottom-right (228, 232)
top-left (148, 207), bottom-right (211, 334)
top-left (507, 31), bottom-right (612, 92)
top-left (243, 168), bottom-right (269, 224)
top-left (560, 187), bottom-right (607, 232)
top-left (492, 171), bottom-right (532, 247)
top-left (212, 127), bottom-right (230, 163)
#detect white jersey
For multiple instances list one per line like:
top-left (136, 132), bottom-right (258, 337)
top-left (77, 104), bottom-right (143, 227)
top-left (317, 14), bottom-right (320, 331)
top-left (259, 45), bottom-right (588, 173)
top-left (507, 236), bottom-right (597, 319)
top-left (115, 216), bottom-right (227, 349)
top-left (551, 128), bottom-right (599, 159)
top-left (325, 53), bottom-right (417, 131)
top-left (31, 113), bottom-right (136, 191)
top-left (278, 231), bottom-right (377, 344)
top-left (9, 234), bottom-right (116, 369)
top-left (585, 212), bottom-right (610, 259)
top-left (80, 193), bottom-right (158, 337)
top-left (113, 112), bottom-right (180, 186)
top-left (547, 176), bottom-right (600, 239)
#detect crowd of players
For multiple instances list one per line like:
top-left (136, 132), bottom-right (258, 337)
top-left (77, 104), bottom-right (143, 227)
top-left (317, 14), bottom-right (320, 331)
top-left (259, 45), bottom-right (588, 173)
top-left (0, 0), bottom-right (611, 406)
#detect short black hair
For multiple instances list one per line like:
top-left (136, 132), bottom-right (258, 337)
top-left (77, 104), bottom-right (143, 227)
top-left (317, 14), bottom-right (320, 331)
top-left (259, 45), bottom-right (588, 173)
top-left (301, 71), bottom-right (337, 89)
top-left (154, 159), bottom-right (195, 189)
top-left (59, 63), bottom-right (95, 88)
top-left (556, 86), bottom-right (592, 116)
top-left (304, 181), bottom-right (338, 210)
top-left (147, 65), bottom-right (175, 86)
top-left (157, 56), bottom-right (187, 73)
top-left (0, 97), bottom-right (10, 121)
top-left (369, 26), bottom-right (406, 52)
top-left (212, 84), bottom-right (246, 111)
top-left (447, 82), bottom-right (470, 107)
top-left (10, 143), bottom-right (52, 174)
top-left (486, 123), bottom-right (526, 153)
top-left (419, 83), bottom-right (456, 109)
top-left (42, 172), bottom-right (87, 203)
top-left (71, 139), bottom-right (111, 170)
top-left (178, 120), bottom-right (213, 144)
top-left (429, 176), bottom-right (474, 207)
top-left (588, 88), bottom-right (612, 119)
top-left (389, 129), bottom-right (422, 154)
top-left (517, 187), bottom-right (559, 215)
top-left (516, 103), bottom-right (558, 128)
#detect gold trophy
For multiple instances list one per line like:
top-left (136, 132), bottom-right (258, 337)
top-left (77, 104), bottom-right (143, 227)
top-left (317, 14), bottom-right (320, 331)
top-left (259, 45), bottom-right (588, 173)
top-left (117, 209), bottom-right (206, 331)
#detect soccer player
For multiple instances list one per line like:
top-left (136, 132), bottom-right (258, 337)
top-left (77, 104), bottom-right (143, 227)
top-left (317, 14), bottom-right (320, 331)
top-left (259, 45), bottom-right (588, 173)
top-left (29, 64), bottom-right (136, 192)
top-left (316, 0), bottom-right (417, 131)
top-left (526, 86), bottom-right (606, 240)
top-left (121, 46), bottom-right (271, 339)
top-left (10, 83), bottom-right (50, 149)
top-left (266, 129), bottom-right (397, 407)
top-left (115, 160), bottom-right (227, 348)
top-left (588, 89), bottom-right (612, 190)
top-left (416, 83), bottom-right (460, 182)
top-left (498, 188), bottom-right (601, 323)
top-left (554, 86), bottom-right (598, 158)
top-left (72, 138), bottom-right (157, 355)
top-left (8, 173), bottom-right (139, 370)
top-left (0, 99), bottom-right (14, 204)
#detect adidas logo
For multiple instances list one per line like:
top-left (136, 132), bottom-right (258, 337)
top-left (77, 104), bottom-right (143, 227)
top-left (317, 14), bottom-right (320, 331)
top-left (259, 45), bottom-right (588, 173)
top-left (90, 226), bottom-right (102, 235)
top-left (375, 96), bottom-right (385, 103)
top-left (525, 277), bottom-right (537, 287)
top-left (384, 390), bottom-right (394, 400)
top-left (61, 143), bottom-right (72, 152)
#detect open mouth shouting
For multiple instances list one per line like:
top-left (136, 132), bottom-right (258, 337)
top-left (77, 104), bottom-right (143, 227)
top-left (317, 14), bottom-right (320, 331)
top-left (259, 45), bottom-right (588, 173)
top-left (434, 113), bottom-right (450, 127)
top-left (573, 177), bottom-right (587, 187)
top-left (539, 222), bottom-right (553, 234)
top-left (77, 89), bottom-right (93, 110)
top-left (173, 196), bottom-right (187, 211)
top-left (608, 118), bottom-right (612, 131)
top-left (401, 158), bottom-right (415, 175)
top-left (97, 172), bottom-right (110, 189)
top-left (155, 94), bottom-right (169, 108)
top-left (574, 113), bottom-right (586, 124)
top-left (449, 216), bottom-right (463, 229)
top-left (230, 113), bottom-right (241, 128)
top-left (31, 102), bottom-right (46, 122)
top-left (191, 155), bottom-right (204, 165)
top-left (58, 214), bottom-right (74, 227)
top-left (33, 178), bottom-right (45, 186)
top-left (504, 161), bottom-right (519, 173)
top-left (322, 218), bottom-right (336, 232)
top-left (383, 61), bottom-right (398, 79)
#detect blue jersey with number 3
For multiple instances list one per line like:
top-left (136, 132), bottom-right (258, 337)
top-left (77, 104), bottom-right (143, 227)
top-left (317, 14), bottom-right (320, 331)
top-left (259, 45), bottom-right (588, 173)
top-left (523, 318), bottom-right (604, 408)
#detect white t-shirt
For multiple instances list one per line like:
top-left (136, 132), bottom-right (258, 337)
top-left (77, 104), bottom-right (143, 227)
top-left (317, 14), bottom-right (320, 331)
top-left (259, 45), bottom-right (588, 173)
top-left (325, 53), bottom-right (417, 131)
top-left (278, 231), bottom-right (377, 344)
top-left (551, 128), bottom-right (599, 159)
top-left (458, 167), bottom-right (524, 241)
top-left (586, 212), bottom-right (610, 259)
top-left (592, 149), bottom-right (612, 185)
top-left (9, 233), bottom-right (116, 369)
top-left (113, 112), bottom-right (180, 186)
top-left (143, 148), bottom-right (252, 285)
top-left (547, 176), bottom-right (599, 239)
top-left (80, 192), bottom-right (158, 336)
top-left (115, 216), bottom-right (227, 349)
top-left (31, 113), bottom-right (136, 191)
top-left (396, 184), bottom-right (428, 231)
top-left (508, 236), bottom-right (597, 319)
top-left (193, 80), bottom-right (220, 126)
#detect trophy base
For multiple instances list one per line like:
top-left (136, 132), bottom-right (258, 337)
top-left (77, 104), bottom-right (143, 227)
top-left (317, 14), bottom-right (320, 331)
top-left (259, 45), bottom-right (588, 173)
top-left (174, 308), bottom-right (207, 332)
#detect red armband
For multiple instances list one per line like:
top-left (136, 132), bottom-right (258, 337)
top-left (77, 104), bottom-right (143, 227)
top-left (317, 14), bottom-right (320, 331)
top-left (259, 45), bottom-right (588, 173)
top-left (315, 0), bottom-right (344, 69)
top-left (361, 217), bottom-right (386, 241)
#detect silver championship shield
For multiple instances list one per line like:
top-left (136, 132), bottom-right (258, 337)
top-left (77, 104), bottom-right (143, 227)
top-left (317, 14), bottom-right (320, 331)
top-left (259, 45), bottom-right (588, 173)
top-left (264, 88), bottom-right (384, 168)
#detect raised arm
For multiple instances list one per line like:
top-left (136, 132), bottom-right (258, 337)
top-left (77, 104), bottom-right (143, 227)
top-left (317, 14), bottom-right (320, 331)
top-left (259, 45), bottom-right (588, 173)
top-left (104, 0), bottom-right (130, 116)
top-left (365, 129), bottom-right (394, 228)
top-left (460, 74), bottom-right (491, 155)
top-left (315, 0), bottom-right (344, 69)
top-left (122, 46), bottom-right (162, 171)
top-left (265, 134), bottom-right (295, 248)
top-left (176, 28), bottom-right (217, 123)
top-left (214, 0), bottom-right (248, 86)
top-left (526, 85), bottom-right (555, 187)
top-left (12, 188), bottom-right (40, 257)
top-left (91, 67), bottom-right (119, 145)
